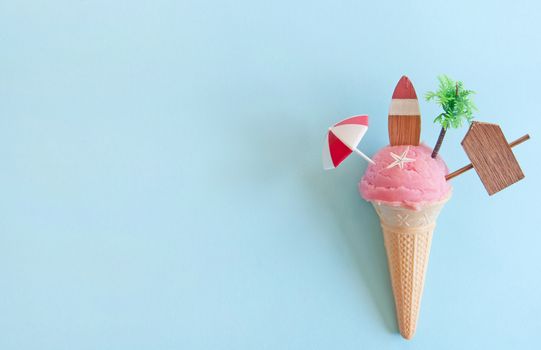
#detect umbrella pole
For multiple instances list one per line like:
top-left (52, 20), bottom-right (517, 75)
top-left (353, 148), bottom-right (375, 164)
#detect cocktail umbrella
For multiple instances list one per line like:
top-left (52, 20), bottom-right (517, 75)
top-left (323, 115), bottom-right (375, 169)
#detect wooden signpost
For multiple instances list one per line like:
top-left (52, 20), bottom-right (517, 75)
top-left (388, 76), bottom-right (421, 146)
top-left (446, 121), bottom-right (529, 195)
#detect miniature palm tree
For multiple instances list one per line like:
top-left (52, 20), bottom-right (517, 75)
top-left (425, 75), bottom-right (476, 158)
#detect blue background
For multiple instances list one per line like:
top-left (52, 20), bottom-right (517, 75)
top-left (1, 0), bottom-right (540, 349)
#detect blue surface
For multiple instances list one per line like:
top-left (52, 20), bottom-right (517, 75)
top-left (1, 1), bottom-right (540, 348)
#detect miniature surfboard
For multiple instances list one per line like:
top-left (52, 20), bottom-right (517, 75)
top-left (388, 76), bottom-right (421, 146)
top-left (461, 121), bottom-right (525, 195)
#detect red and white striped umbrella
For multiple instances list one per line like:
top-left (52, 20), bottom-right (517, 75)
top-left (323, 115), bottom-right (375, 170)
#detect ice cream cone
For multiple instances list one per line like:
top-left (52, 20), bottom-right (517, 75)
top-left (372, 196), bottom-right (449, 339)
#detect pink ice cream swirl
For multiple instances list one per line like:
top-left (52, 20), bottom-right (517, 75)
top-left (359, 144), bottom-right (452, 210)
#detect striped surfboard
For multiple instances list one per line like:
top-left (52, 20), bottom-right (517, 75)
top-left (388, 76), bottom-right (421, 146)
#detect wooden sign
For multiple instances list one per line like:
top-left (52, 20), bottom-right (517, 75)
top-left (446, 134), bottom-right (529, 181)
top-left (461, 121), bottom-right (525, 195)
top-left (388, 76), bottom-right (421, 146)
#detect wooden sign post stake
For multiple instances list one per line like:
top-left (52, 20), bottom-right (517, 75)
top-left (446, 121), bottom-right (529, 195)
top-left (446, 134), bottom-right (530, 181)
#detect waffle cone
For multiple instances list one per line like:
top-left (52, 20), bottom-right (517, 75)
top-left (372, 197), bottom-right (449, 339)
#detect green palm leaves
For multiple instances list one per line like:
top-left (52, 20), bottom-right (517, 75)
top-left (426, 75), bottom-right (477, 158)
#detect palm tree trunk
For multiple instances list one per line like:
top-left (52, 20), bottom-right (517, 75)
top-left (431, 127), bottom-right (446, 158)
top-left (431, 83), bottom-right (457, 158)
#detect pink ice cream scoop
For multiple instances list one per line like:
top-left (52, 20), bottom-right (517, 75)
top-left (359, 144), bottom-right (451, 210)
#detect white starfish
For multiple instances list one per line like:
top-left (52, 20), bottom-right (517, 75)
top-left (386, 146), bottom-right (415, 169)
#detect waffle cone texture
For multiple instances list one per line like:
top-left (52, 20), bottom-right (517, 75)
top-left (372, 197), bottom-right (449, 339)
